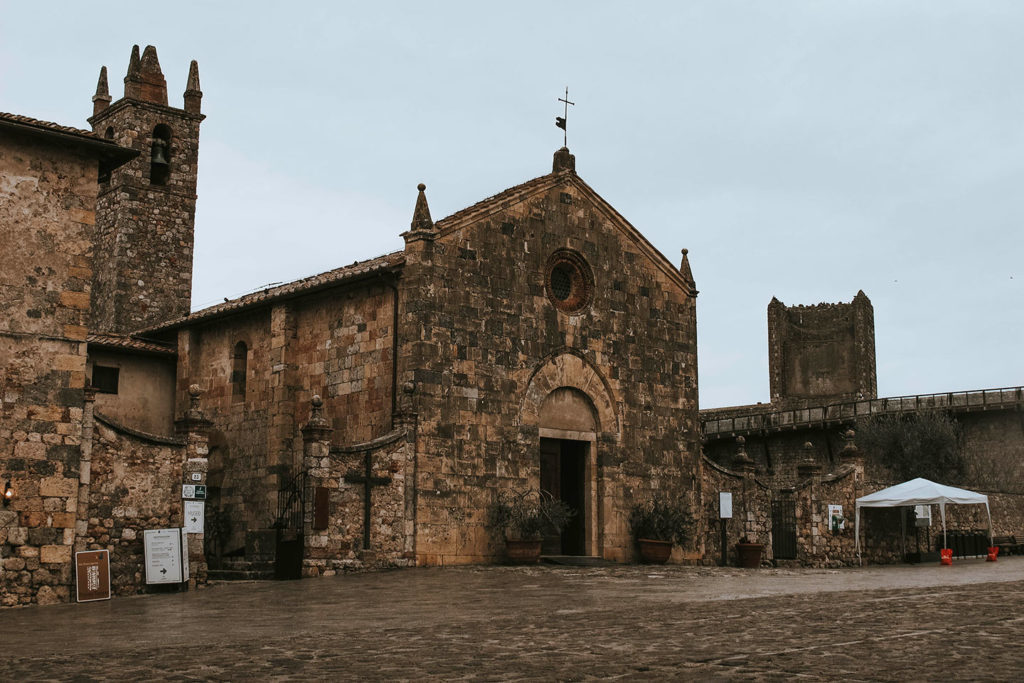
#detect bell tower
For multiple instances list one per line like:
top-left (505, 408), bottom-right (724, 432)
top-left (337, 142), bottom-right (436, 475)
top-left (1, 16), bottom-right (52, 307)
top-left (88, 45), bottom-right (204, 334)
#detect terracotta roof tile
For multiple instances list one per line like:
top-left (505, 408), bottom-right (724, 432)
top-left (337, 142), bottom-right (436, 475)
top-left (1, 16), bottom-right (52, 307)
top-left (141, 250), bottom-right (405, 333)
top-left (432, 172), bottom-right (567, 236)
top-left (87, 333), bottom-right (176, 355)
top-left (0, 111), bottom-right (113, 143)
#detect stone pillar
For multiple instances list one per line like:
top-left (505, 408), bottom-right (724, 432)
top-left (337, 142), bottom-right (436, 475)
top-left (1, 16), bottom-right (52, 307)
top-left (394, 381), bottom-right (419, 562)
top-left (797, 441), bottom-right (821, 557)
top-left (175, 384), bottom-right (212, 589)
top-left (74, 387), bottom-right (97, 553)
top-left (732, 436), bottom-right (757, 542)
top-left (301, 395), bottom-right (333, 576)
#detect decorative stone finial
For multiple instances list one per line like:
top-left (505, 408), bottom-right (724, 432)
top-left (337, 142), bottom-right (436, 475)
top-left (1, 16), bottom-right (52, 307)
top-left (92, 66), bottom-right (111, 116)
top-left (302, 393), bottom-right (332, 442)
top-left (552, 146), bottom-right (575, 173)
top-left (798, 440), bottom-right (822, 479)
top-left (840, 428), bottom-right (860, 464)
top-left (403, 183), bottom-right (436, 246)
top-left (184, 60), bottom-right (202, 114)
top-left (188, 384), bottom-right (202, 411)
top-left (398, 380), bottom-right (417, 413)
top-left (679, 248), bottom-right (696, 292)
top-left (175, 383), bottom-right (211, 434)
top-left (732, 435), bottom-right (755, 472)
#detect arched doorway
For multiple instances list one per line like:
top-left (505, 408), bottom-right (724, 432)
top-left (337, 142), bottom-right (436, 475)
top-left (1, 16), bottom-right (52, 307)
top-left (539, 387), bottom-right (599, 556)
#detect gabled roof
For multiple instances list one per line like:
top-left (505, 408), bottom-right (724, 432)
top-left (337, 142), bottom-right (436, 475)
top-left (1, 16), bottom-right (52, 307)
top-left (433, 169), bottom-right (695, 296)
top-left (139, 159), bottom-right (691, 335)
top-left (141, 251), bottom-right (405, 334)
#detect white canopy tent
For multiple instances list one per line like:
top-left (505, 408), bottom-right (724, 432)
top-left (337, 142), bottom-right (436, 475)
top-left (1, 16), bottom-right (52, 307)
top-left (855, 478), bottom-right (992, 560)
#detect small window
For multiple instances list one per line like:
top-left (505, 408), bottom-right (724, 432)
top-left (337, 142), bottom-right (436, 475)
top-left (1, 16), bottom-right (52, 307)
top-left (231, 341), bottom-right (247, 401)
top-left (92, 366), bottom-right (120, 394)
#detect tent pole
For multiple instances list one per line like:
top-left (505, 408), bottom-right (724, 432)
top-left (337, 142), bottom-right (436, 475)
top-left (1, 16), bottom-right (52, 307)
top-left (900, 507), bottom-right (906, 559)
top-left (985, 502), bottom-right (993, 546)
top-left (940, 503), bottom-right (947, 550)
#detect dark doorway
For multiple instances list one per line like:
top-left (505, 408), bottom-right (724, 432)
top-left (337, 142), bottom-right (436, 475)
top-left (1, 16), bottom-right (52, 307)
top-left (540, 438), bottom-right (587, 555)
top-left (771, 498), bottom-right (797, 560)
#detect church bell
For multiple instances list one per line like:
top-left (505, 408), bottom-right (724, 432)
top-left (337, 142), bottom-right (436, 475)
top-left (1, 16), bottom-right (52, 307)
top-left (151, 139), bottom-right (169, 166)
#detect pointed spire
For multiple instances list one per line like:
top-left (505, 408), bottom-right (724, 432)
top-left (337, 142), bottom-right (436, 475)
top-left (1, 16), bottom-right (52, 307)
top-left (411, 183), bottom-right (434, 231)
top-left (403, 183), bottom-right (437, 246)
top-left (679, 248), bottom-right (695, 289)
top-left (135, 45), bottom-right (168, 105)
top-left (124, 45), bottom-right (142, 99)
top-left (92, 66), bottom-right (111, 116)
top-left (184, 60), bottom-right (202, 114)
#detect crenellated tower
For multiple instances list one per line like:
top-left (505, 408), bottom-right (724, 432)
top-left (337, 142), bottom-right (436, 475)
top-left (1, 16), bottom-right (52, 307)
top-left (88, 45), bottom-right (204, 334)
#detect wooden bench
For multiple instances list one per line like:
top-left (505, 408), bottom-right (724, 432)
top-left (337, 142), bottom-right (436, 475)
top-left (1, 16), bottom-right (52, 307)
top-left (993, 535), bottom-right (1024, 556)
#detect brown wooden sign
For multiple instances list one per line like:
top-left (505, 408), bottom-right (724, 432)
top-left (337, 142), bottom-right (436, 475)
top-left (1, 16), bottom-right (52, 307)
top-left (75, 550), bottom-right (111, 602)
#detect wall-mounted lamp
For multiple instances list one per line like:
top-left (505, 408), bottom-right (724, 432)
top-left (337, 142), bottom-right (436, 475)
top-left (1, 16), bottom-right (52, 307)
top-left (2, 480), bottom-right (13, 506)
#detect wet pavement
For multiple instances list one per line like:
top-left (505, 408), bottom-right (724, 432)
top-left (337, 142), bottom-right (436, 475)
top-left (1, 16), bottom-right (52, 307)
top-left (3, 558), bottom-right (1024, 680)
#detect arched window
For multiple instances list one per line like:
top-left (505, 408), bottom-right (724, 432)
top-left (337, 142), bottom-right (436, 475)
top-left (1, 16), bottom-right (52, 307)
top-left (231, 341), bottom-right (247, 401)
top-left (150, 124), bottom-right (172, 185)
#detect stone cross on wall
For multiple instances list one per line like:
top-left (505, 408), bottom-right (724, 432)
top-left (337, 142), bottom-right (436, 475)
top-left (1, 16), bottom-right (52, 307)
top-left (343, 453), bottom-right (392, 550)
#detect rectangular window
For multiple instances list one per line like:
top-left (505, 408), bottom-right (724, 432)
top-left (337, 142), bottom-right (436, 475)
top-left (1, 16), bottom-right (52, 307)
top-left (92, 366), bottom-right (120, 394)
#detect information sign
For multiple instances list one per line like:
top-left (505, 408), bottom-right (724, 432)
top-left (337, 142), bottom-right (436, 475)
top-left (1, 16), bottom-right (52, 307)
top-left (75, 550), bottom-right (111, 602)
top-left (144, 528), bottom-right (184, 584)
top-left (184, 500), bottom-right (205, 534)
top-left (181, 484), bottom-right (206, 500)
top-left (719, 492), bottom-right (733, 519)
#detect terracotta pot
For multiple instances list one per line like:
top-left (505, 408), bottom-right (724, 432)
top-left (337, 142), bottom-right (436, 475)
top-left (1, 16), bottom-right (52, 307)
top-left (506, 539), bottom-right (542, 564)
top-left (735, 542), bottom-right (764, 568)
top-left (637, 538), bottom-right (673, 564)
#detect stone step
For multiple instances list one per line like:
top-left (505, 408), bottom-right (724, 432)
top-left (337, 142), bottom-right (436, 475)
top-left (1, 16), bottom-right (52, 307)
top-left (541, 555), bottom-right (615, 567)
top-left (206, 568), bottom-right (274, 581)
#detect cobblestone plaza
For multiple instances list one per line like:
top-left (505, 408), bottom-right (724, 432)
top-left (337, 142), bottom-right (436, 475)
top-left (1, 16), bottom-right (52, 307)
top-left (3, 559), bottom-right (1023, 680)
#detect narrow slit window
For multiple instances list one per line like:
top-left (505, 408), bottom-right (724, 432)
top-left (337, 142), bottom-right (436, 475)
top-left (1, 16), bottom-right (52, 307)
top-left (231, 341), bottom-right (247, 401)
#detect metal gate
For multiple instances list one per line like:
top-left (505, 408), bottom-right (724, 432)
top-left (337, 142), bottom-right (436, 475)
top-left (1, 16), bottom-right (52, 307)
top-left (274, 471), bottom-right (307, 580)
top-left (771, 499), bottom-right (797, 560)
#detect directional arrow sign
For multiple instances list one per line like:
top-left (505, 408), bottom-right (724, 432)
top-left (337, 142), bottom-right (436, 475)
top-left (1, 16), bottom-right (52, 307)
top-left (184, 501), bottom-right (205, 534)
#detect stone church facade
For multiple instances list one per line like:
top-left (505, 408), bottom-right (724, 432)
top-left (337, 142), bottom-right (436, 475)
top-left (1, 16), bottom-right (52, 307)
top-left (5, 44), bottom-right (1022, 606)
top-left (2, 45), bottom-right (701, 602)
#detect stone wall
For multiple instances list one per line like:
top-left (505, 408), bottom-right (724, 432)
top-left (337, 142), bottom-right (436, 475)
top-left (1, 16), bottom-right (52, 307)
top-left (302, 405), bottom-right (415, 574)
top-left (175, 283), bottom-right (396, 564)
top-left (0, 131), bottom-right (98, 605)
top-left (399, 168), bottom-right (700, 564)
top-left (86, 415), bottom-right (188, 594)
top-left (88, 349), bottom-right (177, 435)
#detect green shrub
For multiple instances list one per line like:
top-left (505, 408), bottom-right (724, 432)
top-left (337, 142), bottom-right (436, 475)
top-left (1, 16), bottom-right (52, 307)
top-left (629, 497), bottom-right (691, 545)
top-left (490, 488), bottom-right (575, 541)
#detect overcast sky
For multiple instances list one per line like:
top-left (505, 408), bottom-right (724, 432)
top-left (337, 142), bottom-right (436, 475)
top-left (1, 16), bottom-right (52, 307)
top-left (2, 1), bottom-right (1021, 408)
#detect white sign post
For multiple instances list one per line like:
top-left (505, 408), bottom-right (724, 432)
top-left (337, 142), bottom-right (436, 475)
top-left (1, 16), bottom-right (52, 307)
top-left (184, 501), bottom-right (205, 534)
top-left (719, 492), bottom-right (733, 519)
top-left (143, 528), bottom-right (185, 584)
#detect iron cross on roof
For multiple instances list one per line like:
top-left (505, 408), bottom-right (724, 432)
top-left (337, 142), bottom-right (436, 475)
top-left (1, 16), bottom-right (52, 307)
top-left (555, 87), bottom-right (575, 147)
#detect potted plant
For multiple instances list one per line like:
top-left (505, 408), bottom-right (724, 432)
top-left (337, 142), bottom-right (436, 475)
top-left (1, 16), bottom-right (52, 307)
top-left (629, 497), bottom-right (691, 564)
top-left (735, 536), bottom-right (764, 568)
top-left (489, 488), bottom-right (575, 564)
